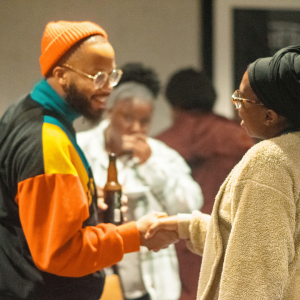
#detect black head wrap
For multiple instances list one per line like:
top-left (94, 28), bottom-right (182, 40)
top-left (248, 45), bottom-right (300, 128)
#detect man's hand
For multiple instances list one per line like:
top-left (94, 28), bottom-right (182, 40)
top-left (137, 212), bottom-right (179, 251)
top-left (145, 229), bottom-right (179, 252)
top-left (122, 134), bottom-right (151, 164)
top-left (145, 215), bottom-right (179, 239)
top-left (97, 186), bottom-right (107, 210)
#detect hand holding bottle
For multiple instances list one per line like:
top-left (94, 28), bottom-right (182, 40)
top-left (97, 185), bottom-right (128, 215)
top-left (97, 186), bottom-right (107, 210)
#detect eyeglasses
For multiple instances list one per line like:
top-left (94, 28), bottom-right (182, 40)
top-left (62, 64), bottom-right (123, 89)
top-left (232, 90), bottom-right (264, 109)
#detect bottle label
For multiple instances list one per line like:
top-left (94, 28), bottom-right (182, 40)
top-left (114, 209), bottom-right (121, 222)
top-left (103, 190), bottom-right (122, 225)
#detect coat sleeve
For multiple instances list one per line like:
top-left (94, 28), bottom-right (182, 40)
top-left (178, 211), bottom-right (211, 256)
top-left (218, 146), bottom-right (296, 299)
top-left (16, 175), bottom-right (140, 278)
top-left (14, 122), bottom-right (140, 278)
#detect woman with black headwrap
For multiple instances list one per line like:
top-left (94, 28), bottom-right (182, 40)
top-left (145, 46), bottom-right (300, 299)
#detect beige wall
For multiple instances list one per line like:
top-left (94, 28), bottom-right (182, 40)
top-left (0, 0), bottom-right (201, 136)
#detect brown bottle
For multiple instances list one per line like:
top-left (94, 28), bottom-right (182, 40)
top-left (103, 153), bottom-right (123, 225)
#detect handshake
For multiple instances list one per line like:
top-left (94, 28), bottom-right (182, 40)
top-left (97, 186), bottom-right (180, 252)
top-left (136, 212), bottom-right (180, 252)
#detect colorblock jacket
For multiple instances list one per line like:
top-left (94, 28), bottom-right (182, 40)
top-left (0, 80), bottom-right (140, 300)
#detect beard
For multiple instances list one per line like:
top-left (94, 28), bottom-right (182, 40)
top-left (64, 83), bottom-right (104, 125)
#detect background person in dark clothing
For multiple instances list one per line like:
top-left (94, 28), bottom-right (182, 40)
top-left (156, 68), bottom-right (254, 300)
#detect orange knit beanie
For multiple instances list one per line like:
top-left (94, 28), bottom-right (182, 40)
top-left (40, 21), bottom-right (108, 77)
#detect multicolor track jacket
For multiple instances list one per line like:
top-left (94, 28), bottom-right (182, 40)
top-left (0, 80), bottom-right (140, 299)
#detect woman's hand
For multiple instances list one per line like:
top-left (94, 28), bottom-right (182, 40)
top-left (122, 134), bottom-right (152, 164)
top-left (145, 215), bottom-right (179, 239)
top-left (137, 212), bottom-right (179, 251)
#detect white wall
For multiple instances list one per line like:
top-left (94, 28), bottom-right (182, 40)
top-left (213, 0), bottom-right (300, 120)
top-left (0, 0), bottom-right (201, 136)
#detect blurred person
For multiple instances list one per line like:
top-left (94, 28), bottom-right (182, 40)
top-left (157, 68), bottom-right (255, 214)
top-left (77, 62), bottom-right (203, 300)
top-left (147, 45), bottom-right (300, 299)
top-left (0, 21), bottom-right (178, 300)
top-left (156, 68), bottom-right (254, 300)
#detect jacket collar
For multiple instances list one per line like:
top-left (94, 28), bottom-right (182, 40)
top-left (30, 80), bottom-right (81, 123)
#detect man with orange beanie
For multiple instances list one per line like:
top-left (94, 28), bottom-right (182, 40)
top-left (0, 21), bottom-right (178, 300)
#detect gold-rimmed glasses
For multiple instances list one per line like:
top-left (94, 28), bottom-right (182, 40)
top-left (62, 64), bottom-right (123, 89)
top-left (232, 90), bottom-right (264, 109)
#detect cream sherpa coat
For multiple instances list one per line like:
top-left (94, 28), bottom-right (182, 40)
top-left (178, 132), bottom-right (300, 299)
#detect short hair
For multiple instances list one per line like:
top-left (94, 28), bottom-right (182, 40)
top-left (165, 68), bottom-right (217, 112)
top-left (118, 62), bottom-right (160, 98)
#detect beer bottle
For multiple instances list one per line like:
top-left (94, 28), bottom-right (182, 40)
top-left (103, 153), bottom-right (123, 225)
